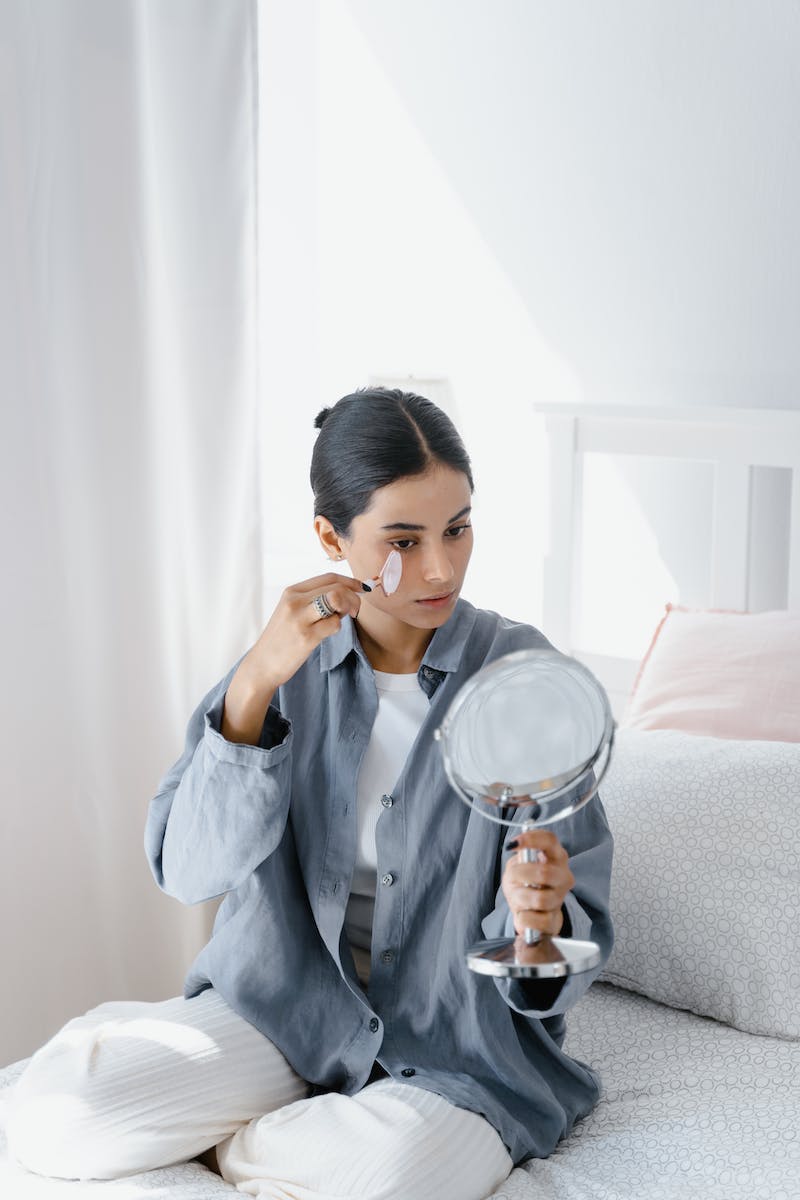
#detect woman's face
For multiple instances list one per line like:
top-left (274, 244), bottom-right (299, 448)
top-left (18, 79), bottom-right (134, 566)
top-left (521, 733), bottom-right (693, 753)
top-left (338, 465), bottom-right (474, 629)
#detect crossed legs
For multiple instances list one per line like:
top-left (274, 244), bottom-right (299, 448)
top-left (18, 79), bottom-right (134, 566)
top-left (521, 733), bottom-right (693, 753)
top-left (5, 988), bottom-right (512, 1200)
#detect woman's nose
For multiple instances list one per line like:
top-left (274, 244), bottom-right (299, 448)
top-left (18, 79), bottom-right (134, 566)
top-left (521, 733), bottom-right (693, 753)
top-left (421, 545), bottom-right (456, 583)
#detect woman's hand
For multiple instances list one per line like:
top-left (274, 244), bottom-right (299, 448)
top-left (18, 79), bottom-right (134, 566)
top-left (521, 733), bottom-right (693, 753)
top-left (221, 573), bottom-right (364, 744)
top-left (501, 829), bottom-right (575, 938)
top-left (244, 573), bottom-right (365, 693)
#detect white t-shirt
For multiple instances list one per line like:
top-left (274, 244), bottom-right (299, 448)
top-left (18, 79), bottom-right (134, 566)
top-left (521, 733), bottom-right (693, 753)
top-left (344, 669), bottom-right (429, 981)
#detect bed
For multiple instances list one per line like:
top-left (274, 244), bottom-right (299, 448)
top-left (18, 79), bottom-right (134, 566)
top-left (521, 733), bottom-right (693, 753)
top-left (2, 954), bottom-right (798, 1200)
top-left (2, 403), bottom-right (799, 1198)
top-left (2, 966), bottom-right (797, 1200)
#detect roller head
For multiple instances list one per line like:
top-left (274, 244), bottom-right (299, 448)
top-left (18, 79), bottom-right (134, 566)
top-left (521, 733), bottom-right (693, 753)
top-left (381, 549), bottom-right (402, 595)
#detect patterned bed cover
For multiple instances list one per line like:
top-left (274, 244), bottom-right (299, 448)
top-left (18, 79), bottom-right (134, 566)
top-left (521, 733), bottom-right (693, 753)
top-left (1, 982), bottom-right (798, 1199)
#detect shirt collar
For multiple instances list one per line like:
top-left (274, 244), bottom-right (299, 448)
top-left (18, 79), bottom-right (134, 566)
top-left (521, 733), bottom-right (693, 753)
top-left (318, 596), bottom-right (479, 676)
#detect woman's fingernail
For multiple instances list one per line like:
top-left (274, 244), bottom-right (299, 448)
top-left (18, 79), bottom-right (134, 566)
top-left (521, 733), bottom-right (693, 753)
top-left (362, 582), bottom-right (372, 592)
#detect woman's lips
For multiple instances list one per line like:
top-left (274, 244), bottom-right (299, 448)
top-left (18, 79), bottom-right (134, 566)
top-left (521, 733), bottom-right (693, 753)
top-left (416, 590), bottom-right (455, 608)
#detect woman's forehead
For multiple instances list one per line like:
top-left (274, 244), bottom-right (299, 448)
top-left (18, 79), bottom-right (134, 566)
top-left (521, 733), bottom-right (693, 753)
top-left (365, 467), bottom-right (471, 526)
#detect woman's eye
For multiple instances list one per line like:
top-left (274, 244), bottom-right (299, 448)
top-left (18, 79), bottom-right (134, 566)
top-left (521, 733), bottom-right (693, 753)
top-left (390, 524), bottom-right (471, 551)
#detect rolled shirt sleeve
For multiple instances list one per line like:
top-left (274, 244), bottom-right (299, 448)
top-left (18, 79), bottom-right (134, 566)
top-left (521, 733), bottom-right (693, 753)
top-left (144, 667), bottom-right (294, 906)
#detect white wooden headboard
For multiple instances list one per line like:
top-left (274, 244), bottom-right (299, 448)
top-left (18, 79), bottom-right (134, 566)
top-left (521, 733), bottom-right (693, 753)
top-left (533, 402), bottom-right (800, 719)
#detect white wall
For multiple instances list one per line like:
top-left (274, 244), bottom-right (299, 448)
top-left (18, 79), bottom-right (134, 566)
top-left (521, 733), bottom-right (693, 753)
top-left (343, 0), bottom-right (800, 413)
top-left (258, 1), bottom-right (798, 654)
top-left (306, 1), bottom-right (799, 659)
top-left (257, 0), bottom-right (323, 604)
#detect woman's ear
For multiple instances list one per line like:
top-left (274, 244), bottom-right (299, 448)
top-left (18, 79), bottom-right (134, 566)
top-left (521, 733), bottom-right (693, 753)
top-left (314, 515), bottom-right (345, 561)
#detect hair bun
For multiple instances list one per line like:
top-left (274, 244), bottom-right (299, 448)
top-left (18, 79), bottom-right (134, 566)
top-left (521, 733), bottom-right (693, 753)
top-left (314, 406), bottom-right (333, 430)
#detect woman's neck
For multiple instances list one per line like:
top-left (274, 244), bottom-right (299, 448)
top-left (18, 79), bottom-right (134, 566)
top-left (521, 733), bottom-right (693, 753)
top-left (354, 609), bottom-right (435, 674)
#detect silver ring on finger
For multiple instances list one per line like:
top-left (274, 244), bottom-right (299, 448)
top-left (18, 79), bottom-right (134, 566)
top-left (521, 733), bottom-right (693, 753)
top-left (312, 592), bottom-right (337, 620)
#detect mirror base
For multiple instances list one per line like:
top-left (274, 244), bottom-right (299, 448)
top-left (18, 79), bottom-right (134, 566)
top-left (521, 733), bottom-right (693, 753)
top-left (466, 934), bottom-right (601, 978)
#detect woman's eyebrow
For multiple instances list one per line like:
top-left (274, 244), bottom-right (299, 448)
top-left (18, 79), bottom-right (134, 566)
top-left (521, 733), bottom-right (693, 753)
top-left (380, 505), bottom-right (472, 532)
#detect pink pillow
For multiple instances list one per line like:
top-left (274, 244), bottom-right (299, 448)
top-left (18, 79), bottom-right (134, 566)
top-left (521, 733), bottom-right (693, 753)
top-left (622, 604), bottom-right (800, 741)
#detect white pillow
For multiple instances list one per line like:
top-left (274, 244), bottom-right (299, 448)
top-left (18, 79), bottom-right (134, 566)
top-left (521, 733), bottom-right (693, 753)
top-left (621, 605), bottom-right (800, 742)
top-left (599, 728), bottom-right (800, 1038)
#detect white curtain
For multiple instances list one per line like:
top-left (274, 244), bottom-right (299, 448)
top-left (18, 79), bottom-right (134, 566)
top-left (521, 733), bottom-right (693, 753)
top-left (0, 0), bottom-right (262, 1065)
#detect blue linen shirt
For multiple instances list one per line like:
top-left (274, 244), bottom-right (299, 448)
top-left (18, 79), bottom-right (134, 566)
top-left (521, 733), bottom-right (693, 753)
top-left (144, 597), bottom-right (614, 1164)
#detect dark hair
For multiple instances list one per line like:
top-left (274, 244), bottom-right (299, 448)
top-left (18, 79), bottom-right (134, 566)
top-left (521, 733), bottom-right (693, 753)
top-left (310, 387), bottom-right (474, 538)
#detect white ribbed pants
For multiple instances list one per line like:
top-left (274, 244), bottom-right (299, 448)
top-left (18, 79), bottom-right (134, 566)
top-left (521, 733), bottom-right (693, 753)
top-left (5, 988), bottom-right (513, 1200)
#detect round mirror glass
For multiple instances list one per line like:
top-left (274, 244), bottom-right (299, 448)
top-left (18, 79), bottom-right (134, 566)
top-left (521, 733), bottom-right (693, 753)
top-left (438, 648), bottom-right (614, 826)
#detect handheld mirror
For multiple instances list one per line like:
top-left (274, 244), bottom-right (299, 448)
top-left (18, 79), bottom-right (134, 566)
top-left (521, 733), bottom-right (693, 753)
top-left (434, 647), bottom-right (615, 978)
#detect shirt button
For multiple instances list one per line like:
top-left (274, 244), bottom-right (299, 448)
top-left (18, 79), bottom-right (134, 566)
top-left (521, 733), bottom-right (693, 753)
top-left (369, 1018), bottom-right (380, 1033)
top-left (401, 1068), bottom-right (416, 1077)
top-left (380, 794), bottom-right (393, 808)
top-left (422, 666), bottom-right (435, 678)
top-left (380, 949), bottom-right (395, 964)
top-left (381, 873), bottom-right (394, 887)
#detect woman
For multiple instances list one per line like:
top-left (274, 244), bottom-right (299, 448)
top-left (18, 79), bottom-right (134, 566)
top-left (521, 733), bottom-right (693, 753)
top-left (6, 388), bottom-right (613, 1199)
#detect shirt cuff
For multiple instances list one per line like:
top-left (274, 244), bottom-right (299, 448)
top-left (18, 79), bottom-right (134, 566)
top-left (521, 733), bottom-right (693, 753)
top-left (203, 692), bottom-right (293, 766)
